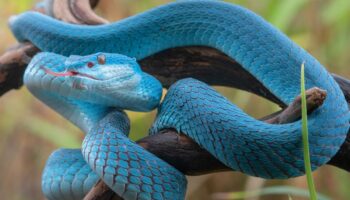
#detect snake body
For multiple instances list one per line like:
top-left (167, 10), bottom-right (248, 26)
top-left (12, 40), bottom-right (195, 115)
top-left (9, 0), bottom-right (349, 199)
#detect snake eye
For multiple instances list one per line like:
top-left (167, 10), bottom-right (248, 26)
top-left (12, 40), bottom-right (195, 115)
top-left (87, 62), bottom-right (94, 68)
top-left (97, 54), bottom-right (106, 65)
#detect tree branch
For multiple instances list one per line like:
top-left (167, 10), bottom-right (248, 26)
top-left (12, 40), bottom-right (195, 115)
top-left (50, 0), bottom-right (108, 24)
top-left (0, 43), bottom-right (39, 95)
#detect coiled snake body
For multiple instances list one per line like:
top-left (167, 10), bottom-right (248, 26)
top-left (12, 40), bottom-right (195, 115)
top-left (9, 0), bottom-right (349, 199)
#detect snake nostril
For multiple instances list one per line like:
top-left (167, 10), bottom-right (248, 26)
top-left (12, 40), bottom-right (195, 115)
top-left (87, 62), bottom-right (95, 68)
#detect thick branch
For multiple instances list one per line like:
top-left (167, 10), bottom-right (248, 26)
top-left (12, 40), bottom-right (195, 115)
top-left (140, 46), bottom-right (285, 107)
top-left (84, 180), bottom-right (123, 200)
top-left (50, 0), bottom-right (108, 24)
top-left (0, 43), bottom-right (39, 95)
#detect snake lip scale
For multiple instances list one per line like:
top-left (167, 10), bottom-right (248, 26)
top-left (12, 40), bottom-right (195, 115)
top-left (9, 0), bottom-right (350, 200)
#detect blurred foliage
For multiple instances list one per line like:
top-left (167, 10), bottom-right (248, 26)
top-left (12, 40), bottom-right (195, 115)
top-left (0, 0), bottom-right (349, 200)
top-left (212, 186), bottom-right (330, 200)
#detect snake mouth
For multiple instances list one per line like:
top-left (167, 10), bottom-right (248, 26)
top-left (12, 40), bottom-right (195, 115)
top-left (41, 66), bottom-right (98, 80)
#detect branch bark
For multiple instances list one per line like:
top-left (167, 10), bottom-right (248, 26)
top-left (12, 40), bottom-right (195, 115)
top-left (50, 0), bottom-right (108, 24)
top-left (0, 43), bottom-right (39, 95)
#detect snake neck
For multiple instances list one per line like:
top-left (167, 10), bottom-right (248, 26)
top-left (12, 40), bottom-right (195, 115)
top-left (32, 88), bottom-right (117, 133)
top-left (87, 109), bottom-right (131, 136)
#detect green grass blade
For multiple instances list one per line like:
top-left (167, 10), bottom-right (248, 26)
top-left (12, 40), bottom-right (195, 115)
top-left (300, 62), bottom-right (317, 200)
top-left (211, 186), bottom-right (330, 200)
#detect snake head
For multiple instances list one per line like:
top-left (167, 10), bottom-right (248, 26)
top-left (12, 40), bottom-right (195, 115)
top-left (33, 52), bottom-right (162, 111)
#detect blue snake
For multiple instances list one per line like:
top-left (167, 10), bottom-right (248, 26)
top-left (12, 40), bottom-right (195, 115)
top-left (9, 0), bottom-right (349, 199)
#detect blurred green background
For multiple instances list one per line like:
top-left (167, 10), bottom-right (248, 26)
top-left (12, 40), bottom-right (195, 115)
top-left (0, 0), bottom-right (350, 199)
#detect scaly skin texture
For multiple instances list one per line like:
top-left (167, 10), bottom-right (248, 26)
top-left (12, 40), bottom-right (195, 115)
top-left (12, 0), bottom-right (350, 199)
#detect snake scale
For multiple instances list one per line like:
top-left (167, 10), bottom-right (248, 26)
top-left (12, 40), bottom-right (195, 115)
top-left (9, 0), bottom-right (349, 199)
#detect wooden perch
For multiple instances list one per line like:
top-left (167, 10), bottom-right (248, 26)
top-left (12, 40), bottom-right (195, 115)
top-left (0, 43), bottom-right (39, 95)
top-left (1, 1), bottom-right (350, 200)
top-left (49, 0), bottom-right (108, 24)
